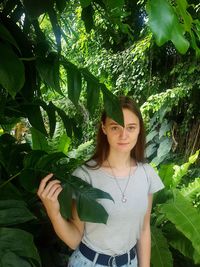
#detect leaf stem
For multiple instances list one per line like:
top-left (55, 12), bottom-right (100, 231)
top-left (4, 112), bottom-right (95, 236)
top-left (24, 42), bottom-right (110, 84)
top-left (0, 171), bottom-right (21, 189)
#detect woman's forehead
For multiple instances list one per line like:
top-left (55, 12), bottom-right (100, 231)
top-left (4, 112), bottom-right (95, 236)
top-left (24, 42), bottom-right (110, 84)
top-left (106, 109), bottom-right (139, 125)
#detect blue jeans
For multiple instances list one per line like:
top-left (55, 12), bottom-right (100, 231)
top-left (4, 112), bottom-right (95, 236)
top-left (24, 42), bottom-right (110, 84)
top-left (68, 248), bottom-right (138, 267)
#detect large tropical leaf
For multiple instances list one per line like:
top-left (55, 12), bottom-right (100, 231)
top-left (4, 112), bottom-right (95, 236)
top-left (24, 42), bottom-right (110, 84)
top-left (30, 127), bottom-right (49, 151)
top-left (48, 8), bottom-right (61, 53)
top-left (172, 149), bottom-right (199, 187)
top-left (151, 226), bottom-right (173, 267)
top-left (0, 200), bottom-right (35, 226)
top-left (66, 65), bottom-right (82, 106)
top-left (69, 175), bottom-right (114, 223)
top-left (158, 164), bottom-right (174, 189)
top-left (86, 80), bottom-right (100, 115)
top-left (168, 227), bottom-right (200, 264)
top-left (21, 103), bottom-right (48, 136)
top-left (19, 151), bottom-right (66, 192)
top-left (36, 53), bottom-right (63, 95)
top-left (0, 227), bottom-right (41, 267)
top-left (160, 190), bottom-right (200, 255)
top-left (19, 151), bottom-right (113, 223)
top-left (0, 43), bottom-right (25, 97)
top-left (180, 177), bottom-right (200, 200)
top-left (0, 24), bottom-right (20, 51)
top-left (1, 251), bottom-right (33, 267)
top-left (146, 0), bottom-right (190, 54)
top-left (101, 84), bottom-right (124, 126)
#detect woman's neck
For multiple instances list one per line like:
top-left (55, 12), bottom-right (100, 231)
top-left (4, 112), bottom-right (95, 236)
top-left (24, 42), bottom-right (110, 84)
top-left (105, 151), bottom-right (135, 170)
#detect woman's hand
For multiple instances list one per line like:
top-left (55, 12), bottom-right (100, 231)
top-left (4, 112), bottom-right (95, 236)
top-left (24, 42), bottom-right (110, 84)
top-left (37, 173), bottom-right (63, 219)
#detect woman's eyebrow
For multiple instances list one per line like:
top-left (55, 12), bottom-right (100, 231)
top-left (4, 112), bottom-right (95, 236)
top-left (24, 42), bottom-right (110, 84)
top-left (127, 123), bottom-right (137, 126)
top-left (109, 122), bottom-right (119, 125)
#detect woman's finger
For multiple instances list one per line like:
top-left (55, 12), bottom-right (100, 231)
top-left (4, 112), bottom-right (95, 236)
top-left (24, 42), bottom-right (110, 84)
top-left (51, 186), bottom-right (63, 201)
top-left (42, 179), bottom-right (61, 195)
top-left (37, 173), bottom-right (54, 196)
top-left (46, 183), bottom-right (62, 199)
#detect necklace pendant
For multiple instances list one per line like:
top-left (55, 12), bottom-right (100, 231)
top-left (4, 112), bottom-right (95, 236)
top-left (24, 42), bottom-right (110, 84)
top-left (121, 195), bottom-right (127, 203)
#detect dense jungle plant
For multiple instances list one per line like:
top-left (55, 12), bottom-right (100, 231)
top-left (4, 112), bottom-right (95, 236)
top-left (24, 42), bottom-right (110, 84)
top-left (151, 150), bottom-right (200, 267)
top-left (0, 0), bottom-right (200, 267)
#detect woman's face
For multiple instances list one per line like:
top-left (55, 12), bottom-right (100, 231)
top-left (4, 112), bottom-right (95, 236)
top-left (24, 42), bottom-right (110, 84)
top-left (102, 108), bottom-right (140, 154)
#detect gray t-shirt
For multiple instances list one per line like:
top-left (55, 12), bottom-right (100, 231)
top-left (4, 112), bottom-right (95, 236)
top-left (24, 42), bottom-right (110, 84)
top-left (72, 161), bottom-right (164, 255)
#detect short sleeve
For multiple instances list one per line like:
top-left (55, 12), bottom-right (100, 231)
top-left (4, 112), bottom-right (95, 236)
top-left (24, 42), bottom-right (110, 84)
top-left (143, 163), bottom-right (165, 194)
top-left (72, 165), bottom-right (92, 184)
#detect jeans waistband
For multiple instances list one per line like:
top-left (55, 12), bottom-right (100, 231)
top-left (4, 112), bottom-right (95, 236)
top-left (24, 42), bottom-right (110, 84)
top-left (79, 242), bottom-right (136, 266)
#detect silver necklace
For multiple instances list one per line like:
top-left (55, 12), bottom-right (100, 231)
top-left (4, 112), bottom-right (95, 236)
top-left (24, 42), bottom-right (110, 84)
top-left (107, 160), bottom-right (132, 203)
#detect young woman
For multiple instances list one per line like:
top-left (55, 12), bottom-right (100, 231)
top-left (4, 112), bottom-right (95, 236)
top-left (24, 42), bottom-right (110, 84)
top-left (37, 96), bottom-right (164, 267)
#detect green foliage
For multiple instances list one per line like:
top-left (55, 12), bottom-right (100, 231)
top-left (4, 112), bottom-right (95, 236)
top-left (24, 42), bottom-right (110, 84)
top-left (151, 151), bottom-right (200, 266)
top-left (151, 226), bottom-right (173, 267)
top-left (0, 227), bottom-right (41, 267)
top-left (0, 0), bottom-right (200, 266)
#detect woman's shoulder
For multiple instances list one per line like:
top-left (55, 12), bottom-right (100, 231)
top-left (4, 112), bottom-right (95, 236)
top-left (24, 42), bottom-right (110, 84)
top-left (72, 160), bottom-right (98, 183)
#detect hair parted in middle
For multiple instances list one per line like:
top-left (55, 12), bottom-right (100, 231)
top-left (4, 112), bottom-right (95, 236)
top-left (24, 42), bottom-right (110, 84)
top-left (89, 95), bottom-right (146, 168)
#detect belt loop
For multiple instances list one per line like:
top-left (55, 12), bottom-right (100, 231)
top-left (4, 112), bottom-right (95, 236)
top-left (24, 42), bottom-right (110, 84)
top-left (92, 252), bottom-right (99, 267)
top-left (128, 250), bottom-right (130, 265)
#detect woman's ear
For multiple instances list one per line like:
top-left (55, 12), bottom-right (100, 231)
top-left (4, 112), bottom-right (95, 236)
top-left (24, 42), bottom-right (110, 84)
top-left (102, 123), bottom-right (107, 135)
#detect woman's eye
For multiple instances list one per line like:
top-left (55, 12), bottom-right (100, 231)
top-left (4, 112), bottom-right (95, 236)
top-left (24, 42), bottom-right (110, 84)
top-left (111, 126), bottom-right (119, 131)
top-left (127, 126), bottom-right (135, 132)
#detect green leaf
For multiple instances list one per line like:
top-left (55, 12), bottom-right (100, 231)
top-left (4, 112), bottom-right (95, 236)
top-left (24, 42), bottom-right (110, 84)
top-left (23, 150), bottom-right (47, 169)
top-left (1, 251), bottom-right (32, 267)
top-left (157, 137), bottom-right (172, 159)
top-left (146, 143), bottom-right (157, 158)
top-left (58, 184), bottom-right (72, 219)
top-left (0, 24), bottom-right (20, 52)
top-left (55, 0), bottom-right (66, 13)
top-left (151, 226), bottom-right (173, 267)
top-left (160, 191), bottom-right (200, 255)
top-left (57, 134), bottom-right (71, 155)
top-left (159, 120), bottom-right (171, 139)
top-left (48, 9), bottom-right (61, 53)
top-left (20, 151), bottom-right (67, 192)
top-left (19, 169), bottom-right (41, 193)
top-left (55, 106), bottom-right (73, 137)
top-left (30, 127), bottom-right (49, 151)
top-left (106, 0), bottom-right (124, 10)
top-left (63, 174), bottom-right (113, 223)
top-left (101, 85), bottom-right (124, 126)
top-left (22, 104), bottom-right (47, 136)
top-left (86, 80), bottom-right (100, 115)
top-left (158, 164), bottom-right (174, 189)
top-left (168, 227), bottom-right (200, 264)
top-left (67, 66), bottom-right (82, 106)
top-left (146, 129), bottom-right (157, 143)
top-left (0, 43), bottom-right (25, 97)
top-left (20, 151), bottom-right (47, 193)
top-left (23, 0), bottom-right (53, 17)
top-left (176, 0), bottom-right (193, 32)
top-left (34, 100), bottom-right (56, 138)
top-left (81, 5), bottom-right (94, 33)
top-left (36, 53), bottom-right (63, 95)
top-left (172, 150), bottom-right (199, 187)
top-left (80, 0), bottom-right (92, 8)
top-left (146, 0), bottom-right (190, 54)
top-left (0, 228), bottom-right (41, 267)
top-left (46, 102), bottom-right (56, 138)
top-left (0, 183), bottom-right (22, 201)
top-left (180, 177), bottom-right (200, 200)
top-left (35, 152), bottom-right (66, 170)
top-left (0, 200), bottom-right (35, 226)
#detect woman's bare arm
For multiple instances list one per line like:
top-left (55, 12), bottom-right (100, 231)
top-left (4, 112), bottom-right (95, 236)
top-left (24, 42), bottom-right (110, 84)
top-left (37, 173), bottom-right (84, 249)
top-left (136, 194), bottom-right (153, 267)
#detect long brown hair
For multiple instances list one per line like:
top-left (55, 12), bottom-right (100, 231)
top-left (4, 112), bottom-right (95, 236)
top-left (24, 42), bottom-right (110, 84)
top-left (88, 96), bottom-right (146, 168)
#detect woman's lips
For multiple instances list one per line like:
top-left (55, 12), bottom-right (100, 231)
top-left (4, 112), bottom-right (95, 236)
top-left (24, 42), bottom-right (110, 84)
top-left (117, 143), bottom-right (129, 145)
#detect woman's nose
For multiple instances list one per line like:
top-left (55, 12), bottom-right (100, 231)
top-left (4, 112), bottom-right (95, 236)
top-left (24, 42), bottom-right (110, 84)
top-left (119, 127), bottom-right (128, 138)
